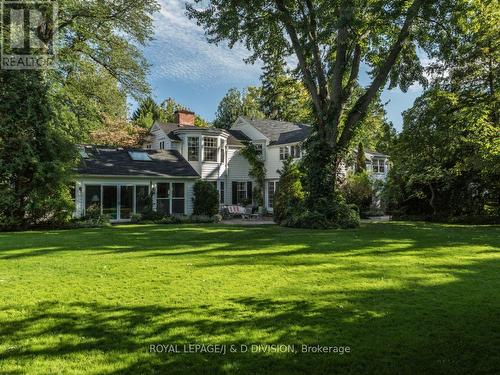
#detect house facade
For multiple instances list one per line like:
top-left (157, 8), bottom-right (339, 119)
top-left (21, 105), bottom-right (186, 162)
top-left (73, 110), bottom-right (389, 221)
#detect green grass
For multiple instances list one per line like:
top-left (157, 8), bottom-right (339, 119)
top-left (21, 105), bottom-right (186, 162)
top-left (0, 222), bottom-right (499, 374)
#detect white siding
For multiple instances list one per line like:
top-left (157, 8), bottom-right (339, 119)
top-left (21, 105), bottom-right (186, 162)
top-left (264, 146), bottom-right (284, 180)
top-left (226, 147), bottom-right (251, 180)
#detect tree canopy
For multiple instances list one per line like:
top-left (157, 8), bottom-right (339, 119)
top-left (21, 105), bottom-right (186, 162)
top-left (188, 0), bottom-right (458, 207)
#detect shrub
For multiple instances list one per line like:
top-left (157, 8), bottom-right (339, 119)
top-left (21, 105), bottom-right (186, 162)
top-left (130, 213), bottom-right (142, 223)
top-left (193, 180), bottom-right (219, 216)
top-left (213, 214), bottom-right (223, 223)
top-left (188, 214), bottom-right (214, 223)
top-left (281, 197), bottom-right (360, 229)
top-left (340, 171), bottom-right (373, 214)
top-left (274, 157), bottom-right (305, 224)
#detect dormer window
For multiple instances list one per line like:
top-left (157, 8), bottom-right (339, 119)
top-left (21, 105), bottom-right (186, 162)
top-left (203, 137), bottom-right (217, 162)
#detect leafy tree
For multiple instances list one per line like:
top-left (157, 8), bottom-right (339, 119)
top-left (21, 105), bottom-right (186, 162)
top-left (0, 71), bottom-right (76, 229)
top-left (213, 88), bottom-right (244, 129)
top-left (241, 87), bottom-right (266, 121)
top-left (341, 171), bottom-right (373, 214)
top-left (387, 0), bottom-right (499, 218)
top-left (160, 98), bottom-right (209, 126)
top-left (192, 181), bottom-right (219, 216)
top-left (355, 143), bottom-right (366, 173)
top-left (389, 88), bottom-right (499, 216)
top-left (89, 115), bottom-right (148, 147)
top-left (274, 158), bottom-right (304, 224)
top-left (260, 51), bottom-right (312, 122)
top-left (188, 0), bottom-right (446, 210)
top-left (132, 97), bottom-right (164, 127)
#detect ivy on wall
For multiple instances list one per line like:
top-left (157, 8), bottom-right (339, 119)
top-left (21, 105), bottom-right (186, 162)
top-left (240, 142), bottom-right (267, 207)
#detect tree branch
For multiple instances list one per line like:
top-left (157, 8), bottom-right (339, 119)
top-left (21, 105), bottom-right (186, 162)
top-left (305, 0), bottom-right (328, 104)
top-left (338, 0), bottom-right (424, 151)
top-left (274, 0), bottom-right (323, 121)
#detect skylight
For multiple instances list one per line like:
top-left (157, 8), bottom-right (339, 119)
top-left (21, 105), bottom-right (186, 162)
top-left (79, 147), bottom-right (89, 159)
top-left (128, 151), bottom-right (152, 161)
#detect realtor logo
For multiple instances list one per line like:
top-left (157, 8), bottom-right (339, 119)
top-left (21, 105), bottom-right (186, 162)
top-left (1, 0), bottom-right (57, 69)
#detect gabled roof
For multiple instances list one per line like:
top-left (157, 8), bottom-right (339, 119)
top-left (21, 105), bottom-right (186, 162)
top-left (240, 117), bottom-right (311, 145)
top-left (77, 146), bottom-right (199, 178)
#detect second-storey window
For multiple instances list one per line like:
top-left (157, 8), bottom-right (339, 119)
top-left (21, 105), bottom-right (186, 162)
top-left (279, 146), bottom-right (290, 160)
top-left (290, 145), bottom-right (301, 158)
top-left (204, 137), bottom-right (217, 162)
top-left (188, 137), bottom-right (199, 161)
top-left (373, 158), bottom-right (385, 173)
top-left (159, 141), bottom-right (165, 150)
top-left (220, 139), bottom-right (226, 163)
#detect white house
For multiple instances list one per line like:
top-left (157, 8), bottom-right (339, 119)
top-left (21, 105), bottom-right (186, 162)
top-left (73, 110), bottom-right (389, 221)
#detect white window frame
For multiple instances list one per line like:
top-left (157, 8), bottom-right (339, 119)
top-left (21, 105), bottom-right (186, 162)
top-left (203, 136), bottom-right (218, 162)
top-left (237, 182), bottom-right (247, 203)
top-left (188, 137), bottom-right (200, 161)
top-left (373, 158), bottom-right (385, 173)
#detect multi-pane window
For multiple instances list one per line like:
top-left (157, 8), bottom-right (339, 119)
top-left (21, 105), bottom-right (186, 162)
top-left (159, 141), bottom-right (165, 150)
top-left (204, 137), bottom-right (218, 162)
top-left (268, 181), bottom-right (278, 208)
top-left (156, 183), bottom-right (185, 214)
top-left (279, 146), bottom-right (290, 160)
top-left (188, 137), bottom-right (200, 161)
top-left (220, 140), bottom-right (226, 163)
top-left (373, 158), bottom-right (385, 173)
top-left (279, 145), bottom-right (301, 160)
top-left (255, 144), bottom-right (263, 158)
top-left (237, 182), bottom-right (247, 204)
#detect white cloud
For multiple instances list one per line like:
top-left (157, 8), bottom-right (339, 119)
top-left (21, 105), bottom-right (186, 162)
top-left (145, 0), bottom-right (261, 88)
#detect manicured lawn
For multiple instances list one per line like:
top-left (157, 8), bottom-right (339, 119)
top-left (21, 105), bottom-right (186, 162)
top-left (0, 222), bottom-right (499, 374)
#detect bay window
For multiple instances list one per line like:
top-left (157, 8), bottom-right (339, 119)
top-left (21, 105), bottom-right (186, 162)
top-left (204, 137), bottom-right (218, 162)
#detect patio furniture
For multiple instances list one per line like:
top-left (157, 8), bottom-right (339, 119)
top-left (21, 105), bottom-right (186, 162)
top-left (223, 205), bottom-right (246, 218)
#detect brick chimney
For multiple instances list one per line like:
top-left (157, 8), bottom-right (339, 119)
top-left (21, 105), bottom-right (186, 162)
top-left (174, 109), bottom-right (195, 126)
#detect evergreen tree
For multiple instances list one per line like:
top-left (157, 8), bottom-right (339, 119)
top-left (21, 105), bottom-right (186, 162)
top-left (260, 52), bottom-right (312, 123)
top-left (355, 143), bottom-right (366, 173)
top-left (0, 71), bottom-right (76, 229)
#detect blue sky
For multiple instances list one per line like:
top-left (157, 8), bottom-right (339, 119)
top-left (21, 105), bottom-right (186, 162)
top-left (139, 0), bottom-right (423, 131)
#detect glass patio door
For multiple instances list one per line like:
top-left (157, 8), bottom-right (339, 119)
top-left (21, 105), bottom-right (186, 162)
top-left (120, 186), bottom-right (134, 220)
top-left (102, 186), bottom-right (118, 220)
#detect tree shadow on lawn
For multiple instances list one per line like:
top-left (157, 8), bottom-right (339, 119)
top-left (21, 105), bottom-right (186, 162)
top-left (1, 257), bottom-right (499, 374)
top-left (0, 223), bottom-right (498, 262)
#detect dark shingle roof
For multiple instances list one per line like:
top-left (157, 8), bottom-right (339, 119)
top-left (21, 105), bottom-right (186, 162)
top-left (77, 146), bottom-right (199, 177)
top-left (242, 118), bottom-right (311, 145)
top-left (227, 129), bottom-right (250, 146)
